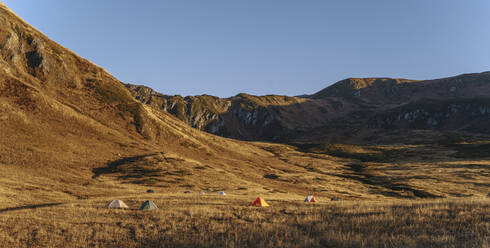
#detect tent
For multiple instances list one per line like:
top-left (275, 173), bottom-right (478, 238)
top-left (140, 200), bottom-right (158, 211)
top-left (106, 200), bottom-right (129, 209)
top-left (199, 191), bottom-right (206, 195)
top-left (304, 195), bottom-right (317, 203)
top-left (249, 197), bottom-right (270, 207)
top-left (147, 189), bottom-right (154, 193)
top-left (218, 191), bottom-right (226, 196)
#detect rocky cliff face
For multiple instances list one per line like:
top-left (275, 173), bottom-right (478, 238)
top-left (126, 84), bottom-right (330, 140)
top-left (126, 85), bottom-right (229, 131)
top-left (127, 72), bottom-right (490, 143)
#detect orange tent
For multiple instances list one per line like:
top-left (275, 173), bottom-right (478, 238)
top-left (249, 197), bottom-right (270, 207)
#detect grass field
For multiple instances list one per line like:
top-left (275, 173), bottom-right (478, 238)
top-left (1, 140), bottom-right (489, 247)
top-left (1, 134), bottom-right (489, 247)
top-left (0, 194), bottom-right (488, 248)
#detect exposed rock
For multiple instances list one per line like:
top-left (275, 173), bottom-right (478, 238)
top-left (368, 99), bottom-right (490, 132)
top-left (126, 84), bottom-right (336, 141)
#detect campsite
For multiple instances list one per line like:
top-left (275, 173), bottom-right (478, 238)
top-left (0, 1), bottom-right (489, 247)
top-left (0, 191), bottom-right (488, 247)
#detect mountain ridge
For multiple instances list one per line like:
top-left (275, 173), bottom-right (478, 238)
top-left (127, 72), bottom-right (490, 143)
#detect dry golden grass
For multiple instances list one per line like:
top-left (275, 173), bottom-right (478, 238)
top-left (0, 194), bottom-right (488, 248)
top-left (0, 2), bottom-right (489, 247)
top-left (2, 125), bottom-right (488, 247)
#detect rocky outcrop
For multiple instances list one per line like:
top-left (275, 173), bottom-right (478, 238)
top-left (126, 84), bottom-right (338, 140)
top-left (368, 98), bottom-right (490, 133)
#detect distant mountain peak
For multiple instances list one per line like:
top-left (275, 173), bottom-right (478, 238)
top-left (310, 77), bottom-right (418, 99)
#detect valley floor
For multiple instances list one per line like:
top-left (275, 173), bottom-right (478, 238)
top-left (0, 194), bottom-right (488, 248)
top-left (1, 139), bottom-right (489, 247)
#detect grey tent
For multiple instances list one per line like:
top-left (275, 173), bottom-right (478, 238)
top-left (106, 200), bottom-right (129, 209)
top-left (140, 200), bottom-right (158, 211)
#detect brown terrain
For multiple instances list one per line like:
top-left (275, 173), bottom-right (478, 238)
top-left (0, 2), bottom-right (488, 247)
top-left (127, 73), bottom-right (490, 144)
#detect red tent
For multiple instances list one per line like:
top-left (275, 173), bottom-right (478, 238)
top-left (249, 197), bottom-right (270, 207)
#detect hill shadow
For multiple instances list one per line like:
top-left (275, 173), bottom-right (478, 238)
top-left (293, 141), bottom-right (490, 164)
top-left (92, 153), bottom-right (159, 179)
top-left (0, 203), bottom-right (62, 213)
top-left (91, 153), bottom-right (194, 187)
top-left (337, 163), bottom-right (440, 198)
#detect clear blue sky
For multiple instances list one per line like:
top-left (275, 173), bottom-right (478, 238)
top-left (3, 0), bottom-right (490, 97)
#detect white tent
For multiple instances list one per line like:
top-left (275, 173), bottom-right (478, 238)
top-left (218, 191), bottom-right (226, 196)
top-left (105, 199), bottom-right (129, 209)
top-left (200, 191), bottom-right (206, 195)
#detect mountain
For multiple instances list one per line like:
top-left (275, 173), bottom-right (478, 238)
top-left (311, 74), bottom-right (490, 104)
top-left (128, 73), bottom-right (490, 143)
